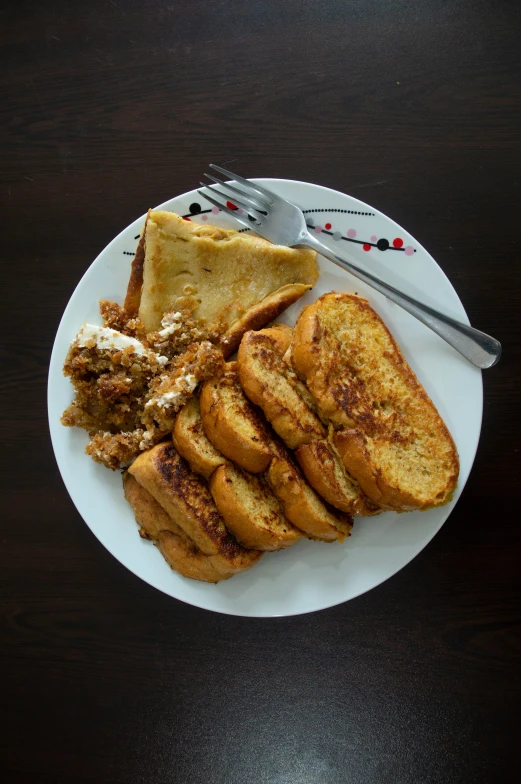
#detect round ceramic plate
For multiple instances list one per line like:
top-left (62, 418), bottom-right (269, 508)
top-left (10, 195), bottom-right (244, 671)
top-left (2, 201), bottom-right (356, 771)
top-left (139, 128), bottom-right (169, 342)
top-left (48, 179), bottom-right (482, 617)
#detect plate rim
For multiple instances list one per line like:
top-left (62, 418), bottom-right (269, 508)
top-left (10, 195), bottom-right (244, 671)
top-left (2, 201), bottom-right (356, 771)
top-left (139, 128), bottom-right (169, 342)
top-left (48, 178), bottom-right (483, 617)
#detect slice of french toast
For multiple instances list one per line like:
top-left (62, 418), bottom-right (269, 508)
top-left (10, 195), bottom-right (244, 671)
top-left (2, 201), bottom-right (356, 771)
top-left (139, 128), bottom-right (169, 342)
top-left (237, 329), bottom-right (326, 448)
top-left (196, 327), bottom-right (293, 474)
top-left (124, 472), bottom-right (261, 580)
top-left (200, 361), bottom-right (273, 473)
top-left (266, 441), bottom-right (353, 541)
top-left (173, 395), bottom-right (225, 478)
top-left (128, 442), bottom-right (264, 571)
top-left (292, 292), bottom-right (459, 510)
top-left (124, 472), bottom-right (226, 582)
top-left (237, 325), bottom-right (377, 516)
top-left (209, 462), bottom-right (302, 551)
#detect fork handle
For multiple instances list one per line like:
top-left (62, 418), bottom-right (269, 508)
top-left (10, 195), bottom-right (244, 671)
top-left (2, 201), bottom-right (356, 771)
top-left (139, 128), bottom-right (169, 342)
top-left (303, 233), bottom-right (501, 369)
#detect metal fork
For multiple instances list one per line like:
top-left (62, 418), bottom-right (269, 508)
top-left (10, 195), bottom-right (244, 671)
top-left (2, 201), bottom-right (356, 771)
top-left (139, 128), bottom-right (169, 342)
top-left (198, 165), bottom-right (501, 369)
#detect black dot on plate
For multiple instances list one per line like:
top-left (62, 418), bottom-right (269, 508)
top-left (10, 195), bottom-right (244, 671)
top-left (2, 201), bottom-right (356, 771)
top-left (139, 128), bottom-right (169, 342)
top-left (189, 202), bottom-right (201, 214)
top-left (377, 238), bottom-right (390, 251)
top-left (248, 213), bottom-right (256, 222)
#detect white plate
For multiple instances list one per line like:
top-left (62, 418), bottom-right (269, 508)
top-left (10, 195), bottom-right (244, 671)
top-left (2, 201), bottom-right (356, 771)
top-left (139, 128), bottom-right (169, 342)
top-left (48, 179), bottom-right (482, 617)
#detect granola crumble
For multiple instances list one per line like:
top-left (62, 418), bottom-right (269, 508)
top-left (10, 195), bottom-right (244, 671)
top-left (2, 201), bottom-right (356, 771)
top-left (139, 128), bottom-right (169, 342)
top-left (62, 302), bottom-right (225, 470)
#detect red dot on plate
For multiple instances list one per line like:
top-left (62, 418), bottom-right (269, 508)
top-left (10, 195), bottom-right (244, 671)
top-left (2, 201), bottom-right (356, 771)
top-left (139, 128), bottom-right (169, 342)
top-left (183, 216), bottom-right (191, 221)
top-left (363, 244), bottom-right (371, 251)
top-left (226, 200), bottom-right (238, 210)
top-left (393, 237), bottom-right (403, 248)
top-left (325, 222), bottom-right (332, 230)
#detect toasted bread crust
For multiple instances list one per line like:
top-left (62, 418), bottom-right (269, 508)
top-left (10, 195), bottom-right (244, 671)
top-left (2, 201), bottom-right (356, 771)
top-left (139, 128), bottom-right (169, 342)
top-left (332, 428), bottom-right (398, 508)
top-left (295, 439), bottom-right (379, 516)
top-left (123, 473), bottom-right (225, 582)
top-left (265, 445), bottom-right (353, 541)
top-left (155, 531), bottom-right (227, 582)
top-left (238, 331), bottom-right (326, 449)
top-left (124, 471), bottom-right (183, 540)
top-left (200, 362), bottom-right (273, 473)
top-left (332, 428), bottom-right (444, 511)
top-left (209, 463), bottom-right (302, 551)
top-left (291, 299), bottom-right (320, 381)
top-left (221, 287), bottom-right (310, 358)
top-left (292, 292), bottom-right (459, 510)
top-left (173, 395), bottom-right (225, 478)
top-left (258, 324), bottom-right (294, 356)
top-left (123, 210), bottom-right (150, 317)
top-left (128, 442), bottom-right (255, 558)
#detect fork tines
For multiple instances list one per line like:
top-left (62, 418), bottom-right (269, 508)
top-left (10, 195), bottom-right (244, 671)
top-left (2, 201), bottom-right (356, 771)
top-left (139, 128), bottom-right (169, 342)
top-left (198, 165), bottom-right (272, 228)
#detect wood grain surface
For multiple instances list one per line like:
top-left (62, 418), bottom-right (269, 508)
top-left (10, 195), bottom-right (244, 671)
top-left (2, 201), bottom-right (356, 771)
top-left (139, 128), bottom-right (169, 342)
top-left (2, 1), bottom-right (520, 781)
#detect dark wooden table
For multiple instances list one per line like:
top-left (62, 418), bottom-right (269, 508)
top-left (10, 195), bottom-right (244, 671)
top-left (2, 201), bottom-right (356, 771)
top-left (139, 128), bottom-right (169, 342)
top-left (3, 1), bottom-right (520, 781)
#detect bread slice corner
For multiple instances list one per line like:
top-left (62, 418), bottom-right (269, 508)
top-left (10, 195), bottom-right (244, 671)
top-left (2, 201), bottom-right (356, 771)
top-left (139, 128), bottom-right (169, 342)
top-left (123, 472), bottom-right (225, 582)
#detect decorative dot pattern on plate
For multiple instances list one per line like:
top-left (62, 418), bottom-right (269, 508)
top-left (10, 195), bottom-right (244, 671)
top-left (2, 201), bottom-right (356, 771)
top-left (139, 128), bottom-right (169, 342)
top-left (123, 203), bottom-right (417, 257)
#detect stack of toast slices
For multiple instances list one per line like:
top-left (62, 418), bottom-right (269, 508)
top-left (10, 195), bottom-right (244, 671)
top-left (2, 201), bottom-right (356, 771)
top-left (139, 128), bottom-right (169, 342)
top-left (125, 292), bottom-right (459, 583)
top-left (125, 326), bottom-right (356, 582)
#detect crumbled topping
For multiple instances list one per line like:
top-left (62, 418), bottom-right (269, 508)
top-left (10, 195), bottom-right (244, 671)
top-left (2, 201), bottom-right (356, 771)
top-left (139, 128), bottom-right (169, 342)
top-left (76, 324), bottom-right (168, 366)
top-left (99, 300), bottom-right (147, 341)
top-left (143, 341), bottom-right (224, 432)
top-left (62, 302), bottom-right (225, 470)
top-left (147, 308), bottom-right (224, 360)
top-left (85, 428), bottom-right (166, 470)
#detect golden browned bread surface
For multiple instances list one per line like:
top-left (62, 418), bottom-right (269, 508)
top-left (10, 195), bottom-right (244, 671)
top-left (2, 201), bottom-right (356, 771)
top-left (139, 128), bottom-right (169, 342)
top-left (173, 395), bottom-right (225, 478)
top-left (238, 329), bottom-right (326, 449)
top-left (124, 472), bottom-right (260, 580)
top-left (295, 439), bottom-right (379, 517)
top-left (209, 463), bottom-right (302, 551)
top-left (258, 323), bottom-right (294, 356)
top-left (200, 362), bottom-right (273, 473)
top-left (128, 442), bottom-right (263, 570)
top-left (266, 442), bottom-right (353, 541)
top-left (128, 442), bottom-right (225, 554)
top-left (123, 472), bottom-right (227, 582)
top-left (179, 357), bottom-right (353, 541)
top-left (124, 470), bottom-right (181, 540)
top-left (237, 326), bottom-right (378, 516)
top-left (292, 292), bottom-right (459, 510)
top-left (158, 531), bottom-right (261, 581)
top-left (155, 532), bottom-right (226, 582)
top-left (123, 211), bottom-right (149, 317)
top-left (136, 212), bottom-right (318, 349)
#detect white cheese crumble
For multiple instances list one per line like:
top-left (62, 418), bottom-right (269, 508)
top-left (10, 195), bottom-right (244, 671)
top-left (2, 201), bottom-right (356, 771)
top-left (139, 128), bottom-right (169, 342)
top-left (138, 430), bottom-right (154, 450)
top-left (157, 322), bottom-right (182, 339)
top-left (145, 373), bottom-right (198, 409)
top-left (156, 312), bottom-right (184, 339)
top-left (161, 311), bottom-right (182, 325)
top-left (76, 324), bottom-right (168, 365)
